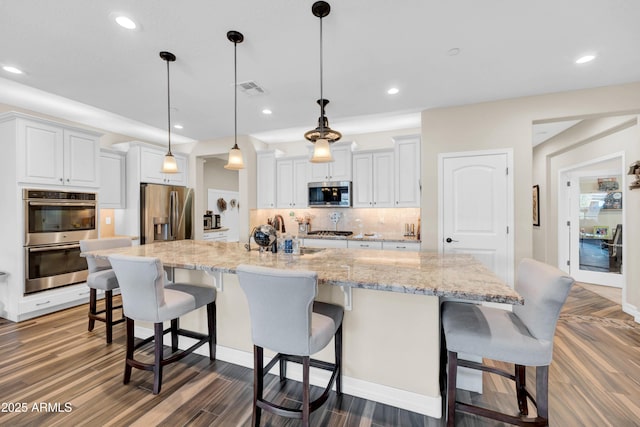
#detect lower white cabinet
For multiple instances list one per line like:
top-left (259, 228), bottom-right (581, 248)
top-left (382, 241), bottom-right (421, 251)
top-left (347, 240), bottom-right (383, 250)
top-left (301, 238), bottom-right (348, 249)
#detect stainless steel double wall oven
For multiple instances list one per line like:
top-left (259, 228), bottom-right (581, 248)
top-left (23, 189), bottom-right (97, 294)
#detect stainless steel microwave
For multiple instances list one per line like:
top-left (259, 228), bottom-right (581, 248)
top-left (308, 181), bottom-right (352, 207)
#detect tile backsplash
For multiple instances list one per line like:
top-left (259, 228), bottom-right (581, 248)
top-left (250, 207), bottom-right (421, 240)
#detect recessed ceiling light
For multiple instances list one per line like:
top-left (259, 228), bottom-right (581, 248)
top-left (3, 66), bottom-right (23, 74)
top-left (387, 87), bottom-right (399, 95)
top-left (447, 48), bottom-right (461, 56)
top-left (115, 15), bottom-right (137, 30)
top-left (173, 124), bottom-right (183, 129)
top-left (575, 54), bottom-right (596, 64)
top-left (262, 109), bottom-right (272, 115)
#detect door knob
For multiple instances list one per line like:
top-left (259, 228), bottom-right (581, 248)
top-left (445, 237), bottom-right (459, 243)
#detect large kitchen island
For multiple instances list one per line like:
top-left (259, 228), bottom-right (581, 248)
top-left (83, 240), bottom-right (521, 418)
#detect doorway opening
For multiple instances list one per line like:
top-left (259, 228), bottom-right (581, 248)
top-left (560, 154), bottom-right (625, 288)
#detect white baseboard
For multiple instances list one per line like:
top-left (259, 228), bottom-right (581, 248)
top-left (134, 326), bottom-right (442, 418)
top-left (622, 302), bottom-right (640, 323)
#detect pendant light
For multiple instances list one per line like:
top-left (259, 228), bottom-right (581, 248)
top-left (160, 51), bottom-right (179, 174)
top-left (224, 30), bottom-right (245, 170)
top-left (305, 1), bottom-right (341, 163)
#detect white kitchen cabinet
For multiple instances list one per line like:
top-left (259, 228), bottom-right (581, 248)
top-left (301, 238), bottom-right (348, 249)
top-left (257, 151), bottom-right (277, 208)
top-left (100, 150), bottom-right (126, 208)
top-left (382, 241), bottom-right (421, 252)
top-left (393, 135), bottom-right (421, 207)
top-left (309, 143), bottom-right (352, 182)
top-left (352, 150), bottom-right (394, 208)
top-left (140, 146), bottom-right (188, 186)
top-left (347, 240), bottom-right (383, 250)
top-left (276, 156), bottom-right (308, 208)
top-left (14, 115), bottom-right (101, 188)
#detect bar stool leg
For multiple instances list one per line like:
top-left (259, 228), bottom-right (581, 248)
top-left (335, 324), bottom-right (343, 395)
top-left (446, 351), bottom-right (458, 427)
top-left (516, 364), bottom-right (529, 415)
top-left (279, 358), bottom-right (287, 382)
top-left (536, 366), bottom-right (549, 422)
top-left (105, 290), bottom-right (113, 343)
top-left (88, 288), bottom-right (97, 331)
top-left (253, 345), bottom-right (264, 427)
top-left (171, 319), bottom-right (179, 352)
top-left (302, 356), bottom-right (310, 427)
top-left (207, 302), bottom-right (216, 361)
top-left (153, 323), bottom-right (164, 394)
top-left (124, 318), bottom-right (134, 384)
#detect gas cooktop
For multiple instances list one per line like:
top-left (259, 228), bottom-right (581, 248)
top-left (306, 230), bottom-right (353, 237)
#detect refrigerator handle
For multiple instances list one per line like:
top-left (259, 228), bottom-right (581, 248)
top-left (170, 190), bottom-right (179, 239)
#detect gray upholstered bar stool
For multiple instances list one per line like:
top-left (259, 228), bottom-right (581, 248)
top-left (109, 254), bottom-right (216, 395)
top-left (80, 237), bottom-right (132, 343)
top-left (442, 258), bottom-right (574, 426)
top-left (236, 264), bottom-right (343, 427)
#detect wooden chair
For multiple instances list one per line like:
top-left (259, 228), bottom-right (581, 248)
top-left (80, 237), bottom-right (132, 343)
top-left (442, 258), bottom-right (574, 426)
top-left (109, 254), bottom-right (216, 394)
top-left (236, 264), bottom-right (343, 427)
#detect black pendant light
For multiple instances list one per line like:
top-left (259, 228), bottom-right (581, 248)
top-left (305, 1), bottom-right (341, 163)
top-left (160, 51), bottom-right (179, 174)
top-left (224, 30), bottom-right (245, 170)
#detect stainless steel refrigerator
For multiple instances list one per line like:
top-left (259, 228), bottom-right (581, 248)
top-left (140, 183), bottom-right (193, 245)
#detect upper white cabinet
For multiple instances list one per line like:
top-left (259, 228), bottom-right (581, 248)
top-left (257, 151), bottom-right (276, 208)
top-left (352, 150), bottom-right (394, 208)
top-left (14, 115), bottom-right (101, 188)
top-left (100, 150), bottom-right (126, 208)
top-left (309, 143), bottom-right (352, 182)
top-left (140, 147), bottom-right (188, 186)
top-left (393, 135), bottom-right (421, 207)
top-left (276, 157), bottom-right (308, 208)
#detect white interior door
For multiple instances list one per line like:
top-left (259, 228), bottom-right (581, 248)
top-left (440, 152), bottom-right (513, 285)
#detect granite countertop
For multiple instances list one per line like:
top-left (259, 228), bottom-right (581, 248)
top-left (83, 240), bottom-right (521, 305)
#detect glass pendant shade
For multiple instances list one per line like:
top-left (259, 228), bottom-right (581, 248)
top-left (161, 153), bottom-right (178, 173)
top-left (224, 144), bottom-right (245, 170)
top-left (310, 138), bottom-right (334, 163)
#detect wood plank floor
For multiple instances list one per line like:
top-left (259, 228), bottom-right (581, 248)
top-left (0, 284), bottom-right (638, 426)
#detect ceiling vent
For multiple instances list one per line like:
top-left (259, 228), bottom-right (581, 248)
top-left (237, 80), bottom-right (267, 97)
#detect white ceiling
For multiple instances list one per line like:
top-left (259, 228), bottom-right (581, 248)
top-left (1, 1), bottom-right (639, 145)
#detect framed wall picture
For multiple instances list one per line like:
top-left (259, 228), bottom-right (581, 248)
top-left (533, 185), bottom-right (540, 226)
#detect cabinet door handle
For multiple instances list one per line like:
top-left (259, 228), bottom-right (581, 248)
top-left (59, 178), bottom-right (64, 182)
top-left (396, 246), bottom-right (406, 249)
top-left (36, 300), bottom-right (51, 306)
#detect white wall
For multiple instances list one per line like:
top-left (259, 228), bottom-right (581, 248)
top-left (203, 157), bottom-right (239, 192)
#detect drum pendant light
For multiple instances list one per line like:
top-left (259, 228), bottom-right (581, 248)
top-left (160, 51), bottom-right (179, 174)
top-left (305, 1), bottom-right (341, 163)
top-left (224, 30), bottom-right (245, 170)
